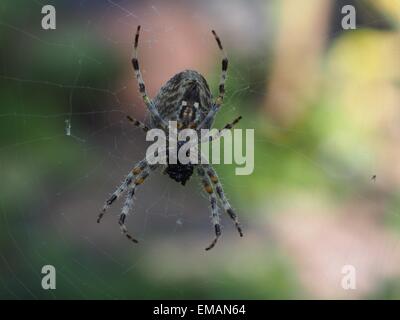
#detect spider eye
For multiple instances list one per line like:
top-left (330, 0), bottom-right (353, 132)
top-left (181, 100), bottom-right (187, 106)
top-left (194, 102), bottom-right (199, 109)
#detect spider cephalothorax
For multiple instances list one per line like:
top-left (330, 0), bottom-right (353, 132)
top-left (98, 26), bottom-right (243, 250)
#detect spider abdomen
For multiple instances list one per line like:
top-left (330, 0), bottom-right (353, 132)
top-left (164, 163), bottom-right (194, 185)
top-left (152, 70), bottom-right (213, 129)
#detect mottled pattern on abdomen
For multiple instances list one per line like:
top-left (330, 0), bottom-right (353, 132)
top-left (151, 70), bottom-right (213, 129)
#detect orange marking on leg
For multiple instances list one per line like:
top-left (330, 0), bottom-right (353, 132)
top-left (210, 175), bottom-right (218, 183)
top-left (205, 185), bottom-right (213, 194)
top-left (132, 167), bottom-right (142, 175)
top-left (135, 177), bottom-right (145, 185)
top-left (215, 97), bottom-right (223, 105)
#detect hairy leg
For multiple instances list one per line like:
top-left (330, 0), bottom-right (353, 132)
top-left (197, 166), bottom-right (222, 250)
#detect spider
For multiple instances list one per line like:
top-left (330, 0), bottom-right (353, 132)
top-left (98, 26), bottom-right (243, 250)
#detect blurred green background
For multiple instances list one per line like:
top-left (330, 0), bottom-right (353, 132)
top-left (1, 0), bottom-right (400, 299)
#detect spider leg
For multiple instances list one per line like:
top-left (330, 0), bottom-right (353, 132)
top-left (198, 30), bottom-right (228, 129)
top-left (203, 164), bottom-right (243, 237)
top-left (202, 116), bottom-right (242, 144)
top-left (119, 188), bottom-right (138, 243)
top-left (197, 166), bottom-right (221, 251)
top-left (118, 164), bottom-right (158, 243)
top-left (127, 115), bottom-right (170, 147)
top-left (97, 158), bottom-right (149, 223)
top-left (132, 25), bottom-right (168, 128)
top-left (126, 115), bottom-right (150, 133)
top-left (221, 115), bottom-right (242, 131)
top-left (212, 30), bottom-right (228, 107)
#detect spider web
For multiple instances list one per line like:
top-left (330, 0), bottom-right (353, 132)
top-left (0, 0), bottom-right (400, 299)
